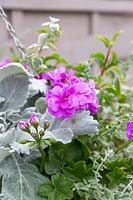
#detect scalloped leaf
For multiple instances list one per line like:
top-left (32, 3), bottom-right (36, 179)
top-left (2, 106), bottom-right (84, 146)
top-left (0, 63), bottom-right (29, 112)
top-left (41, 110), bottom-right (99, 144)
top-left (0, 128), bottom-right (16, 147)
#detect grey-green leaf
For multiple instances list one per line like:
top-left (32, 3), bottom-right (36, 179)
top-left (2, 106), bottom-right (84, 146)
top-left (0, 63), bottom-right (29, 112)
top-left (41, 110), bottom-right (99, 143)
top-left (0, 147), bottom-right (12, 162)
top-left (0, 154), bottom-right (48, 200)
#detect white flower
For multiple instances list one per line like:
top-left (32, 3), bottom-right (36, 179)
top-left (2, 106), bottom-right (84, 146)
top-left (42, 16), bottom-right (60, 31)
top-left (49, 16), bottom-right (60, 23)
top-left (49, 23), bottom-right (60, 31)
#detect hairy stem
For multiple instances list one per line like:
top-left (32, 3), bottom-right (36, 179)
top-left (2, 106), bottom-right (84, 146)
top-left (37, 141), bottom-right (45, 173)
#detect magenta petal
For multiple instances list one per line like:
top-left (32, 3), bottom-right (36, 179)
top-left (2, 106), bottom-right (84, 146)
top-left (126, 121), bottom-right (133, 140)
top-left (0, 58), bottom-right (12, 68)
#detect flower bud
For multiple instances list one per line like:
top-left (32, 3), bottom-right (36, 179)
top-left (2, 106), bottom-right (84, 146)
top-left (43, 139), bottom-right (51, 146)
top-left (30, 114), bottom-right (39, 128)
top-left (18, 121), bottom-right (30, 132)
top-left (44, 120), bottom-right (50, 130)
top-left (39, 129), bottom-right (45, 137)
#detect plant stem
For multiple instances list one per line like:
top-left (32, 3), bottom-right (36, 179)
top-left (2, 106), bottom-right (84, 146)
top-left (30, 128), bottom-right (46, 173)
top-left (101, 45), bottom-right (112, 76)
top-left (120, 177), bottom-right (133, 197)
top-left (37, 141), bottom-right (45, 173)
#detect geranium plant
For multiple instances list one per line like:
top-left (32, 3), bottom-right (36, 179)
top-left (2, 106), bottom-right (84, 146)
top-left (0, 14), bottom-right (133, 200)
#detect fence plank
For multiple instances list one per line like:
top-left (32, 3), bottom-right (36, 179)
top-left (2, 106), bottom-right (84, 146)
top-left (1, 0), bottom-right (133, 13)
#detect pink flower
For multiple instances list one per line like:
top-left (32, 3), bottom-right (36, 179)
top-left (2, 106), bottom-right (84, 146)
top-left (35, 66), bottom-right (66, 86)
top-left (46, 79), bottom-right (99, 118)
top-left (0, 58), bottom-right (12, 68)
top-left (42, 67), bottom-right (99, 118)
top-left (35, 66), bottom-right (84, 88)
top-left (30, 114), bottom-right (39, 127)
top-left (74, 80), bottom-right (98, 114)
top-left (18, 121), bottom-right (30, 132)
top-left (126, 121), bottom-right (133, 140)
top-left (46, 85), bottom-right (77, 118)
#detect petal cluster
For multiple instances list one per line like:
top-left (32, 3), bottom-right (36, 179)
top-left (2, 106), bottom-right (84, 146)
top-left (45, 68), bottom-right (99, 118)
top-left (35, 66), bottom-right (66, 86)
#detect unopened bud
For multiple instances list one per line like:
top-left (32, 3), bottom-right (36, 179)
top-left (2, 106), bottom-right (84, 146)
top-left (18, 121), bottom-right (30, 132)
top-left (31, 132), bottom-right (38, 139)
top-left (49, 138), bottom-right (56, 143)
top-left (44, 120), bottom-right (50, 130)
top-left (30, 114), bottom-right (39, 128)
top-left (39, 129), bottom-right (45, 137)
top-left (28, 141), bottom-right (36, 147)
top-left (43, 139), bottom-right (51, 146)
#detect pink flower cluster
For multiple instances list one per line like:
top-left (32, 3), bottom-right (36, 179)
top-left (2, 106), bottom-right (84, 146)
top-left (35, 66), bottom-right (66, 86)
top-left (45, 67), bottom-right (99, 118)
top-left (126, 121), bottom-right (133, 140)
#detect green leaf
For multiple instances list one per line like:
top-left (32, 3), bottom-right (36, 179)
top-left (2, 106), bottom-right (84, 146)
top-left (77, 137), bottom-right (91, 160)
top-left (107, 167), bottom-right (127, 188)
top-left (74, 63), bottom-right (85, 71)
top-left (106, 158), bottom-right (133, 174)
top-left (112, 30), bottom-right (123, 43)
top-left (63, 161), bottom-right (89, 180)
top-left (105, 87), bottom-right (117, 96)
top-left (39, 183), bottom-right (54, 197)
top-left (103, 93), bottom-right (114, 109)
top-left (106, 51), bottom-right (118, 69)
top-left (118, 94), bottom-right (127, 103)
top-left (106, 70), bottom-right (115, 79)
top-left (43, 53), bottom-right (68, 65)
top-left (0, 63), bottom-right (29, 112)
top-left (0, 154), bottom-right (48, 200)
top-left (106, 66), bottom-right (121, 76)
top-left (115, 79), bottom-right (121, 95)
top-left (91, 52), bottom-right (105, 68)
top-left (45, 141), bottom-right (82, 175)
top-left (97, 91), bottom-right (104, 105)
top-left (96, 35), bottom-right (110, 48)
top-left (39, 172), bottom-right (74, 200)
top-left (45, 157), bottom-right (64, 175)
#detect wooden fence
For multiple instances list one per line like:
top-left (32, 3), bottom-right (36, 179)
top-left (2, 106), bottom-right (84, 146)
top-left (0, 0), bottom-right (133, 84)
